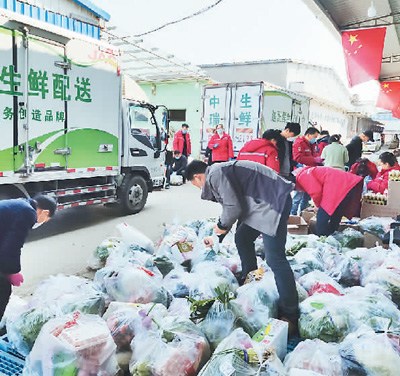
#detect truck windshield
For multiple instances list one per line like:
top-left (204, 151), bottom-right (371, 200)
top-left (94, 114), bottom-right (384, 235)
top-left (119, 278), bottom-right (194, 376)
top-left (129, 105), bottom-right (158, 149)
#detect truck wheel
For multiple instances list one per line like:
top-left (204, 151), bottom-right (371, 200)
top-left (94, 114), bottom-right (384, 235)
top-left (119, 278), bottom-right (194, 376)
top-left (118, 175), bottom-right (148, 215)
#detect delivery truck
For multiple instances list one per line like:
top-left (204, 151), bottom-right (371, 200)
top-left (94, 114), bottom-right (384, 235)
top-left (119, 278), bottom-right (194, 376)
top-left (0, 13), bottom-right (169, 214)
top-left (201, 82), bottom-right (309, 152)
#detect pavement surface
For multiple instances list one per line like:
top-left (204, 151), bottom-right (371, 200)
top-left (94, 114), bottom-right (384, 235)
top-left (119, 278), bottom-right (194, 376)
top-left (17, 183), bottom-right (220, 297)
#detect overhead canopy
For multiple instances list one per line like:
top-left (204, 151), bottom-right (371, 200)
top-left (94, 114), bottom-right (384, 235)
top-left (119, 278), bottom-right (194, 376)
top-left (303, 0), bottom-right (400, 80)
top-left (104, 25), bottom-right (208, 82)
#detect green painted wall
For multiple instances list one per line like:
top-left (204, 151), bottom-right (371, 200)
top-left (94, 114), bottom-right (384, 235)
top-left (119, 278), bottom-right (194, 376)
top-left (140, 80), bottom-right (209, 158)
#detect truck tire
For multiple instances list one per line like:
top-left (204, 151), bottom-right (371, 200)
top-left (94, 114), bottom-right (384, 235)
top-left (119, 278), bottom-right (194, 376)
top-left (117, 175), bottom-right (148, 215)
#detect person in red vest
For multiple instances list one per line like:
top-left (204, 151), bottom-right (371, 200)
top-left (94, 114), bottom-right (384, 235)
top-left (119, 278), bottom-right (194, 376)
top-left (367, 152), bottom-right (400, 193)
top-left (173, 123), bottom-right (191, 158)
top-left (294, 166), bottom-right (363, 236)
top-left (316, 130), bottom-right (330, 156)
top-left (291, 127), bottom-right (323, 215)
top-left (237, 129), bottom-right (285, 173)
top-left (208, 124), bottom-right (234, 163)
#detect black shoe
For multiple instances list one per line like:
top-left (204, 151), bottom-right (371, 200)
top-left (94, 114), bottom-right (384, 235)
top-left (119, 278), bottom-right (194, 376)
top-left (0, 326), bottom-right (6, 336)
top-left (165, 184), bottom-right (170, 189)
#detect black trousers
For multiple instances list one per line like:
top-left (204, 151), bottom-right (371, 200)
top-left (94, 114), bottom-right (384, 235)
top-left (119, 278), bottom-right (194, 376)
top-left (0, 275), bottom-right (11, 322)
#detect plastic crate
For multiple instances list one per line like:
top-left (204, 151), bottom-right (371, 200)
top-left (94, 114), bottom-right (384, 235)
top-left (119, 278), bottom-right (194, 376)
top-left (0, 336), bottom-right (25, 376)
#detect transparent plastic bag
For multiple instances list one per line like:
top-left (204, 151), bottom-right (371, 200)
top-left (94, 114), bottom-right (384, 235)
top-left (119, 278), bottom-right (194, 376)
top-left (298, 271), bottom-right (344, 296)
top-left (103, 265), bottom-right (171, 306)
top-left (230, 274), bottom-right (279, 336)
top-left (116, 222), bottom-right (155, 254)
top-left (103, 302), bottom-right (167, 352)
top-left (329, 228), bottom-right (364, 249)
top-left (189, 262), bottom-right (239, 300)
top-left (299, 293), bottom-right (350, 343)
top-left (88, 236), bottom-right (125, 270)
top-left (23, 312), bottom-right (118, 376)
top-left (170, 172), bottom-right (183, 185)
top-left (284, 339), bottom-right (342, 376)
top-left (200, 301), bottom-right (236, 349)
top-left (30, 274), bottom-right (106, 316)
top-left (7, 306), bottom-right (57, 356)
top-left (130, 316), bottom-right (210, 376)
top-left (163, 268), bottom-right (194, 298)
top-left (359, 216), bottom-right (394, 237)
top-left (339, 328), bottom-right (400, 375)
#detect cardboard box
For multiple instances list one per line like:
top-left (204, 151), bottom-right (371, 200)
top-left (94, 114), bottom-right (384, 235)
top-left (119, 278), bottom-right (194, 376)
top-left (301, 210), bottom-right (316, 225)
top-left (287, 216), bottom-right (308, 235)
top-left (363, 232), bottom-right (384, 248)
top-left (252, 318), bottom-right (288, 360)
top-left (361, 181), bottom-right (400, 219)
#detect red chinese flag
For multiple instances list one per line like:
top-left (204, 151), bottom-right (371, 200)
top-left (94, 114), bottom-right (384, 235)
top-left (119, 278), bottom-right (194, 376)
top-left (342, 27), bottom-right (386, 87)
top-left (377, 81), bottom-right (400, 110)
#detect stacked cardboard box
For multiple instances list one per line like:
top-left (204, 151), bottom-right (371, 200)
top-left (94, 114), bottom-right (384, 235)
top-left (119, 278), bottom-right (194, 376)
top-left (361, 181), bottom-right (400, 219)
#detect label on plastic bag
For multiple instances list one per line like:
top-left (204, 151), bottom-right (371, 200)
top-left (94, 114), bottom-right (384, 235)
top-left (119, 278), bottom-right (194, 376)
top-left (219, 361), bottom-right (235, 376)
top-left (310, 302), bottom-right (325, 310)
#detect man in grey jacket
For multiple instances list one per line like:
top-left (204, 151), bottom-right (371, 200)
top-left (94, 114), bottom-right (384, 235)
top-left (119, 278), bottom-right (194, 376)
top-left (186, 159), bottom-right (299, 330)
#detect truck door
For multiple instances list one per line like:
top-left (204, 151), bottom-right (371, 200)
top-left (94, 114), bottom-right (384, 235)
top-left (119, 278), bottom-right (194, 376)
top-left (230, 83), bottom-right (263, 153)
top-left (201, 85), bottom-right (231, 152)
top-left (127, 103), bottom-right (165, 186)
top-left (14, 30), bottom-right (68, 173)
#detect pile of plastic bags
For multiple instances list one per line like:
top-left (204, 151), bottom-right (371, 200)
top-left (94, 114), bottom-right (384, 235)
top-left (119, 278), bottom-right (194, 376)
top-left (4, 216), bottom-right (400, 375)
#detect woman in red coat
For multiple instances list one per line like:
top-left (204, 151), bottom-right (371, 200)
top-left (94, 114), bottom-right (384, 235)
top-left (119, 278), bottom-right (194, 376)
top-left (367, 152), bottom-right (400, 193)
top-left (295, 166), bottom-right (363, 236)
top-left (237, 129), bottom-right (285, 173)
top-left (208, 124), bottom-right (234, 163)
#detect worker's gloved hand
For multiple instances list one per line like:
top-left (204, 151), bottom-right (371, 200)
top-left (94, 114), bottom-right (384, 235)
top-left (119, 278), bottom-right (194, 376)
top-left (314, 157), bottom-right (324, 165)
top-left (213, 143), bottom-right (219, 149)
top-left (8, 273), bottom-right (24, 287)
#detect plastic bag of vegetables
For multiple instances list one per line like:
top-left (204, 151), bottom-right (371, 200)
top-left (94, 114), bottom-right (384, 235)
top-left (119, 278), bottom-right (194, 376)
top-left (199, 300), bottom-right (236, 349)
top-left (363, 260), bottom-right (400, 306)
top-left (298, 271), bottom-right (344, 297)
top-left (23, 311), bottom-right (118, 376)
top-left (189, 262), bottom-right (239, 300)
top-left (29, 274), bottom-right (106, 316)
top-left (7, 306), bottom-right (57, 356)
top-left (299, 293), bottom-right (350, 343)
top-left (198, 328), bottom-right (286, 376)
top-left (129, 316), bottom-right (210, 376)
top-left (284, 339), bottom-right (342, 376)
top-left (103, 302), bottom-right (167, 352)
top-left (339, 328), bottom-right (400, 375)
top-left (359, 216), bottom-right (394, 237)
top-left (116, 222), bottom-right (155, 254)
top-left (329, 228), bottom-right (364, 249)
top-left (88, 236), bottom-right (125, 270)
top-left (103, 265), bottom-right (171, 307)
top-left (230, 274), bottom-right (279, 337)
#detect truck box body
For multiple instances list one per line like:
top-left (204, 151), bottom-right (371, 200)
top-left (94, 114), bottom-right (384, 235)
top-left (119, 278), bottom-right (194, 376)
top-left (0, 12), bottom-right (167, 214)
top-left (201, 82), bottom-right (309, 153)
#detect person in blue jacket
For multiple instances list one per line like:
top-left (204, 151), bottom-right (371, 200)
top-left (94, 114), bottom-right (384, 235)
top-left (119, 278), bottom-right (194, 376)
top-left (0, 195), bottom-right (57, 325)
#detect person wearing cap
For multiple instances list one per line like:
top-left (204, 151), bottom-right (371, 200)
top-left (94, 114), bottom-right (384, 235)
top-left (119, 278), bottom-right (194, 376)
top-left (346, 130), bottom-right (374, 169)
top-left (0, 195), bottom-right (57, 326)
top-left (173, 123), bottom-right (192, 158)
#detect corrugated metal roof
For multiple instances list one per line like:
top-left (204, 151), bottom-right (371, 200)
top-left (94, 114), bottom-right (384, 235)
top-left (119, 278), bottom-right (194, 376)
top-left (303, 0), bottom-right (400, 80)
top-left (72, 0), bottom-right (110, 21)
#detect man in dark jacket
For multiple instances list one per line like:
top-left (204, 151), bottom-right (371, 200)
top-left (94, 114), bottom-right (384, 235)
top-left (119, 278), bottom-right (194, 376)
top-left (280, 122), bottom-right (301, 181)
top-left (346, 130), bottom-right (374, 169)
top-left (186, 159), bottom-right (299, 332)
top-left (316, 130), bottom-right (330, 156)
top-left (0, 195), bottom-right (56, 323)
top-left (165, 150), bottom-right (188, 188)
